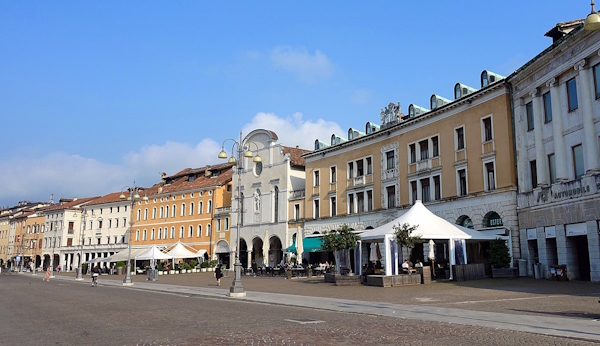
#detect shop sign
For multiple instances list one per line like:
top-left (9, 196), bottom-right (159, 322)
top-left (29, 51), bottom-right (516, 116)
top-left (537, 183), bottom-right (597, 203)
top-left (544, 226), bottom-right (556, 238)
top-left (487, 212), bottom-right (503, 227)
top-left (526, 228), bottom-right (537, 240)
top-left (566, 223), bottom-right (587, 237)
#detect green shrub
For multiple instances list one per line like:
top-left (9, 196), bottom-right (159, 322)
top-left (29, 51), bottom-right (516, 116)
top-left (488, 238), bottom-right (511, 268)
top-left (115, 261), bottom-right (126, 268)
top-left (190, 260), bottom-right (197, 268)
top-left (200, 261), bottom-right (208, 268)
top-left (178, 262), bottom-right (190, 271)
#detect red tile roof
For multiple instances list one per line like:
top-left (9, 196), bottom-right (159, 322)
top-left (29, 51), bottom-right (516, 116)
top-left (282, 146), bottom-right (311, 167)
top-left (44, 197), bottom-right (100, 211)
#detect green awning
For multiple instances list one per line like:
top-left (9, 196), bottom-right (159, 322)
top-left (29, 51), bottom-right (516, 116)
top-left (285, 237), bottom-right (325, 253)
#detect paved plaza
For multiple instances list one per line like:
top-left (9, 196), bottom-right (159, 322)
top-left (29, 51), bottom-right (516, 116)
top-left (1, 270), bottom-right (599, 345)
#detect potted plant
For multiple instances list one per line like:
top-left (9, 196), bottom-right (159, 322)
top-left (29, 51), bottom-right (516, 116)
top-left (488, 238), bottom-right (513, 278)
top-left (115, 261), bottom-right (126, 276)
top-left (322, 224), bottom-right (361, 275)
top-left (190, 260), bottom-right (198, 273)
top-left (200, 261), bottom-right (208, 272)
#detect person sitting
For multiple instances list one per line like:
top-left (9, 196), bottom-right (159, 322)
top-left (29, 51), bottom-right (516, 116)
top-left (415, 260), bottom-right (423, 268)
top-left (402, 260), bottom-right (410, 274)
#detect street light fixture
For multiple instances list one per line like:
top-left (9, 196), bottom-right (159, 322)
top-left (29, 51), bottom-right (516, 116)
top-left (75, 210), bottom-right (94, 280)
top-left (120, 183), bottom-right (148, 286)
top-left (218, 131), bottom-right (262, 298)
top-left (585, 1), bottom-right (600, 31)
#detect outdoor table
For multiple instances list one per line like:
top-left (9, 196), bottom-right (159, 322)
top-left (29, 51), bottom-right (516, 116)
top-left (291, 268), bottom-right (305, 277)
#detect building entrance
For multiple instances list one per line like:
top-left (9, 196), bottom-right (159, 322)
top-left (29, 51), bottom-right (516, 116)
top-left (574, 235), bottom-right (590, 281)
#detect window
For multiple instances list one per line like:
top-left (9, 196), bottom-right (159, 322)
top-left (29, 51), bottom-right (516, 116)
top-left (273, 186), bottom-right (279, 223)
top-left (410, 181), bottom-right (417, 204)
top-left (456, 127), bottom-right (465, 150)
top-left (207, 224), bottom-right (211, 238)
top-left (152, 207), bottom-right (156, 219)
top-left (294, 204), bottom-right (300, 220)
top-left (432, 136), bottom-right (439, 157)
top-left (419, 140), bottom-right (429, 160)
top-left (458, 169), bottom-right (467, 196)
top-left (225, 218), bottom-right (229, 230)
top-left (163, 228), bottom-right (167, 239)
top-left (331, 197), bottom-right (337, 217)
top-left (144, 209), bottom-right (148, 221)
top-left (526, 102), bottom-right (534, 131)
top-left (573, 144), bottom-right (584, 179)
top-left (158, 228), bottom-right (162, 240)
top-left (566, 77), bottom-right (578, 112)
top-left (217, 219), bottom-right (221, 231)
top-left (179, 226), bottom-right (184, 238)
top-left (366, 157), bottom-right (372, 174)
top-left (386, 151), bottom-right (395, 170)
top-left (347, 162), bottom-right (354, 178)
top-left (356, 159), bottom-right (364, 176)
top-left (314, 170), bottom-right (320, 187)
top-left (190, 202), bottom-right (194, 215)
top-left (483, 117), bottom-right (492, 142)
top-left (543, 92), bottom-right (552, 123)
top-left (594, 63), bottom-right (600, 99)
top-left (357, 192), bottom-right (365, 213)
top-left (548, 153), bottom-right (556, 184)
top-left (485, 162), bottom-right (495, 190)
top-left (313, 200), bottom-right (320, 219)
top-left (207, 200), bottom-right (212, 213)
top-left (348, 194), bottom-right (354, 214)
top-left (367, 190), bottom-right (373, 211)
top-left (421, 178), bottom-right (430, 202)
top-left (386, 186), bottom-right (396, 208)
top-left (143, 229), bottom-right (147, 241)
top-left (198, 201), bottom-right (203, 214)
top-left (165, 205), bottom-right (169, 218)
top-left (409, 144), bottom-right (416, 163)
top-left (170, 227), bottom-right (175, 239)
top-left (159, 207), bottom-right (164, 218)
top-left (188, 226), bottom-right (193, 238)
top-left (330, 166), bottom-right (336, 183)
top-left (172, 205), bottom-right (176, 217)
top-left (151, 228), bottom-right (155, 240)
top-left (433, 176), bottom-right (441, 200)
top-left (135, 230), bottom-right (140, 241)
top-left (197, 225), bottom-right (202, 237)
top-left (530, 160), bottom-right (538, 188)
top-left (181, 203), bottom-right (186, 216)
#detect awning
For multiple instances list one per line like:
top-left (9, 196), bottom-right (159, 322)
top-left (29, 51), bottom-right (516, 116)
top-left (286, 237), bottom-right (325, 253)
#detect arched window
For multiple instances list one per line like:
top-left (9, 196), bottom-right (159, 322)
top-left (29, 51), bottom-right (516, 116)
top-left (179, 226), bottom-right (184, 238)
top-left (198, 201), bottom-right (203, 214)
top-left (136, 210), bottom-right (141, 221)
top-left (172, 205), bottom-right (176, 218)
top-left (158, 227), bottom-right (162, 240)
top-left (151, 228), bottom-right (155, 240)
top-left (208, 200), bottom-right (213, 213)
top-left (163, 227), bottom-right (168, 239)
top-left (197, 224), bottom-right (202, 237)
top-left (165, 205), bottom-right (169, 218)
top-left (143, 229), bottom-right (147, 240)
top-left (190, 202), bottom-right (195, 215)
top-left (159, 206), bottom-right (164, 218)
top-left (181, 203), bottom-right (186, 216)
top-left (207, 224), bottom-right (212, 237)
top-left (152, 207), bottom-right (157, 219)
top-left (273, 186), bottom-right (279, 223)
top-left (188, 225), bottom-right (193, 238)
top-left (144, 208), bottom-right (148, 221)
top-left (170, 227), bottom-right (175, 239)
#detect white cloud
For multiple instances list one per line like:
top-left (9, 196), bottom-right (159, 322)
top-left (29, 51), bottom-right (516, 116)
top-left (270, 46), bottom-right (334, 83)
top-left (242, 112), bottom-right (343, 150)
top-left (0, 113), bottom-right (342, 206)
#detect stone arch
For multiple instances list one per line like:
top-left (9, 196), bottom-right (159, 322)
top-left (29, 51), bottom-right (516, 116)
top-left (482, 211), bottom-right (504, 228)
top-left (456, 215), bottom-right (474, 229)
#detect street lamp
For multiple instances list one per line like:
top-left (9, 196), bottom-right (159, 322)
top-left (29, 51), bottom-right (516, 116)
top-left (75, 210), bottom-right (93, 280)
top-left (585, 1), bottom-right (600, 31)
top-left (218, 131), bottom-right (262, 298)
top-left (120, 183), bottom-right (148, 286)
top-left (32, 223), bottom-right (39, 275)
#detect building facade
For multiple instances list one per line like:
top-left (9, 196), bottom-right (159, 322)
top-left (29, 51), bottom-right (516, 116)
top-left (229, 129), bottom-right (309, 268)
top-left (130, 164), bottom-right (234, 266)
top-left (303, 70), bottom-right (518, 264)
top-left (511, 21), bottom-right (600, 281)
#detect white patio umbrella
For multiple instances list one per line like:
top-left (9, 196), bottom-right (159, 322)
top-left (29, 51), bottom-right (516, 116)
top-left (296, 231), bottom-right (304, 265)
top-left (263, 231), bottom-right (269, 266)
top-left (428, 239), bottom-right (435, 261)
top-left (369, 243), bottom-right (378, 262)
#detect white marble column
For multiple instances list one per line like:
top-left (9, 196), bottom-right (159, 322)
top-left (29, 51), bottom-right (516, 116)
top-left (574, 59), bottom-right (600, 173)
top-left (546, 78), bottom-right (568, 181)
top-left (515, 100), bottom-right (530, 191)
top-left (531, 89), bottom-right (549, 186)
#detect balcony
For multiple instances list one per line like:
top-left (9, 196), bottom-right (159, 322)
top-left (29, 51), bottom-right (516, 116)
top-left (215, 206), bottom-right (232, 215)
top-left (290, 189), bottom-right (305, 200)
top-left (455, 149), bottom-right (466, 163)
top-left (382, 168), bottom-right (398, 181)
top-left (329, 182), bottom-right (337, 192)
top-left (482, 140), bottom-right (495, 157)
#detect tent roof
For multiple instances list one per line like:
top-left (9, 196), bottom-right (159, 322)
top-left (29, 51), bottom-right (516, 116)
top-left (136, 245), bottom-right (173, 260)
top-left (361, 200), bottom-right (498, 241)
top-left (165, 242), bottom-right (200, 259)
top-left (286, 236), bottom-right (325, 253)
top-left (108, 247), bottom-right (150, 262)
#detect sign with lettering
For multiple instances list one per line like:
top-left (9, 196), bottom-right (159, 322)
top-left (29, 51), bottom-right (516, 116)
top-left (544, 226), bottom-right (556, 238)
top-left (487, 212), bottom-right (503, 227)
top-left (566, 223), bottom-right (587, 237)
top-left (527, 228), bottom-right (537, 240)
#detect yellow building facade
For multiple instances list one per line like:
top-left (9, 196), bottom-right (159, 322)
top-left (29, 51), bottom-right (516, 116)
top-left (303, 72), bottom-right (519, 259)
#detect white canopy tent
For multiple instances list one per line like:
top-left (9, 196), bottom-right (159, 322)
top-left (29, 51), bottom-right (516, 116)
top-left (108, 247), bottom-right (151, 262)
top-left (136, 246), bottom-right (173, 261)
top-left (165, 242), bottom-right (200, 259)
top-left (359, 200), bottom-right (502, 279)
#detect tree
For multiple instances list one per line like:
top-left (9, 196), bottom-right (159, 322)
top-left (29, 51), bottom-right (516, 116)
top-left (321, 224), bottom-right (360, 274)
top-left (393, 223), bottom-right (423, 264)
top-left (487, 238), bottom-right (511, 268)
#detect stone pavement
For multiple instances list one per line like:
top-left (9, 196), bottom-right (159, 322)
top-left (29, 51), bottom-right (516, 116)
top-left (47, 271), bottom-right (600, 343)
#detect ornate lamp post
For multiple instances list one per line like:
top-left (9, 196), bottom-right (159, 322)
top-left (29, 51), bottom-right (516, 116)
top-left (120, 183), bottom-right (148, 286)
top-left (75, 210), bottom-right (93, 280)
top-left (218, 131), bottom-right (261, 298)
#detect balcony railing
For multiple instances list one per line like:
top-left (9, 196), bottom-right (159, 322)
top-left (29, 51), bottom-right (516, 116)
top-left (290, 189), bottom-right (305, 199)
top-left (455, 149), bottom-right (466, 162)
top-left (215, 206), bottom-right (232, 215)
top-left (482, 140), bottom-right (495, 156)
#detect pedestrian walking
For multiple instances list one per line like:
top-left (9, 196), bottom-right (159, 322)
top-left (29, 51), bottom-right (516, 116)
top-left (91, 265), bottom-right (100, 287)
top-left (215, 264), bottom-right (223, 286)
top-left (43, 267), bottom-right (51, 282)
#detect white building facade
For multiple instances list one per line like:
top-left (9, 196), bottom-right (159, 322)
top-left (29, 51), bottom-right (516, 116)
top-left (511, 21), bottom-right (600, 281)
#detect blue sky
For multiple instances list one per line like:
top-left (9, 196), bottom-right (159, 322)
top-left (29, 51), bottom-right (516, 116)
top-left (0, 1), bottom-right (588, 206)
